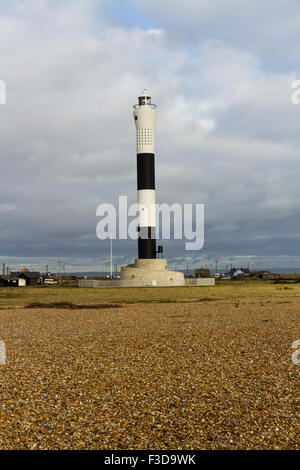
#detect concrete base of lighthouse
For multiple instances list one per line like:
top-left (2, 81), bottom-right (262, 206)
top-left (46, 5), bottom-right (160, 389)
top-left (120, 259), bottom-right (185, 287)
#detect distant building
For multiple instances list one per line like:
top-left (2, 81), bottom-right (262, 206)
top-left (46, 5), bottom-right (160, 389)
top-left (0, 277), bottom-right (26, 287)
top-left (231, 269), bottom-right (247, 278)
top-left (19, 271), bottom-right (40, 285)
top-left (261, 272), bottom-right (280, 280)
top-left (8, 271), bottom-right (40, 286)
top-left (228, 267), bottom-right (250, 279)
top-left (195, 268), bottom-right (211, 278)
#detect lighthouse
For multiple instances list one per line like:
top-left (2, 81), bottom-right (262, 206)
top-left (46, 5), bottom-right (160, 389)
top-left (134, 89), bottom-right (157, 259)
top-left (82, 89), bottom-right (216, 289)
top-left (120, 90), bottom-right (185, 287)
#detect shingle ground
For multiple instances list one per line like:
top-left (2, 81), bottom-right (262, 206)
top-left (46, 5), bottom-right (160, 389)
top-left (0, 298), bottom-right (299, 450)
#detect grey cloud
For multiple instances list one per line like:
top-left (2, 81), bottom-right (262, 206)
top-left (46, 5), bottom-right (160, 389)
top-left (0, 0), bottom-right (300, 271)
top-left (129, 0), bottom-right (300, 71)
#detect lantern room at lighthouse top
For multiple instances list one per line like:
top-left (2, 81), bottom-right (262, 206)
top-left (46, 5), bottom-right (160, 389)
top-left (133, 89), bottom-right (157, 155)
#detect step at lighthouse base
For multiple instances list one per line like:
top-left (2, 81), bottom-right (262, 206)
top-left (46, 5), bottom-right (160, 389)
top-left (120, 259), bottom-right (185, 287)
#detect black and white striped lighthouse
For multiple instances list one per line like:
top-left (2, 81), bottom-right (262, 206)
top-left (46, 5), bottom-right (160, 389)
top-left (133, 90), bottom-right (157, 259)
top-left (119, 91), bottom-right (185, 286)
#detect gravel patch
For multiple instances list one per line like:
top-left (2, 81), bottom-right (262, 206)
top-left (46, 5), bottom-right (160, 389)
top-left (0, 298), bottom-right (299, 450)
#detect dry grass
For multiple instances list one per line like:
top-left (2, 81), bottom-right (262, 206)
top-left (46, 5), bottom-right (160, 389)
top-left (1, 279), bottom-right (300, 308)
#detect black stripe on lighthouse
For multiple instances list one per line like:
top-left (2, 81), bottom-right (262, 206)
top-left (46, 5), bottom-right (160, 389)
top-left (137, 154), bottom-right (155, 189)
top-left (137, 153), bottom-right (156, 259)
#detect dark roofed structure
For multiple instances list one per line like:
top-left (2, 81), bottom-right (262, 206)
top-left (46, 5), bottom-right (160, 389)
top-left (9, 271), bottom-right (40, 286)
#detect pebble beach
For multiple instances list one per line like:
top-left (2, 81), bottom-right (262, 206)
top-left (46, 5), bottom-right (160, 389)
top-left (0, 298), bottom-right (299, 450)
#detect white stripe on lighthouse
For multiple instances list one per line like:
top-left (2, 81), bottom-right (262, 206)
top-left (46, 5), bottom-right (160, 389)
top-left (134, 104), bottom-right (156, 155)
top-left (138, 189), bottom-right (156, 227)
top-left (136, 127), bottom-right (155, 154)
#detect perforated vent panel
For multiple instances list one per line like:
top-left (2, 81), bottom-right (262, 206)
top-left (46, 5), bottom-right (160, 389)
top-left (137, 128), bottom-right (154, 148)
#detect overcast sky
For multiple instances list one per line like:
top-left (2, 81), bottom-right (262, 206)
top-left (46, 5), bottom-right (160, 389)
top-left (0, 0), bottom-right (300, 273)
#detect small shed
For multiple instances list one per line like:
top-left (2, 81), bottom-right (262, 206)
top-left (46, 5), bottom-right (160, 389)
top-left (3, 277), bottom-right (26, 287)
top-left (8, 271), bottom-right (41, 286)
top-left (17, 271), bottom-right (40, 286)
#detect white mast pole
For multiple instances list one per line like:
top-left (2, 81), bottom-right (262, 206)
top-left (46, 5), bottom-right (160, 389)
top-left (110, 238), bottom-right (113, 279)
